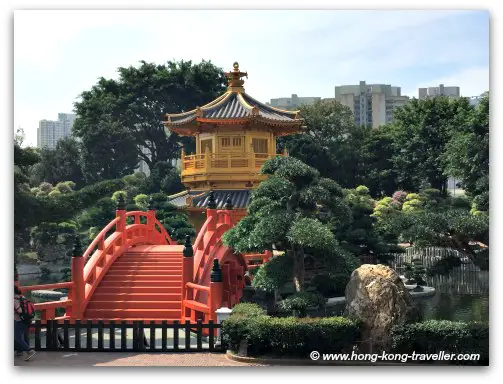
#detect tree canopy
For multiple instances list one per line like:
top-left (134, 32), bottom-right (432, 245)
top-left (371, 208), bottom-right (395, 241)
top-left (222, 156), bottom-right (356, 292)
top-left (73, 60), bottom-right (226, 181)
top-left (278, 100), bottom-right (366, 188)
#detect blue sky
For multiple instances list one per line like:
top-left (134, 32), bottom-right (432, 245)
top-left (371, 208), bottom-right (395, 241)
top-left (14, 10), bottom-right (489, 146)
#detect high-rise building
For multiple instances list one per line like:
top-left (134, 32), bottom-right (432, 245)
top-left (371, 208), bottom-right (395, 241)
top-left (269, 94), bottom-right (321, 110)
top-left (334, 81), bottom-right (409, 127)
top-left (418, 84), bottom-right (460, 99)
top-left (468, 91), bottom-right (489, 107)
top-left (37, 113), bottom-right (77, 149)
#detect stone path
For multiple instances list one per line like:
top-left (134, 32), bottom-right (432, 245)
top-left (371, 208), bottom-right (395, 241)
top-left (14, 351), bottom-right (263, 366)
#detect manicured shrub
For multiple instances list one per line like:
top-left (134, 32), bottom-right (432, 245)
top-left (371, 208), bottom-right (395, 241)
top-left (48, 189), bottom-right (61, 198)
top-left (277, 291), bottom-right (326, 317)
top-left (39, 182), bottom-right (53, 194)
top-left (355, 185), bottom-right (370, 195)
top-left (134, 193), bottom-right (149, 210)
top-left (231, 303), bottom-right (267, 317)
top-left (391, 320), bottom-right (489, 365)
top-left (55, 181), bottom-right (75, 194)
top-left (310, 273), bottom-right (349, 297)
top-left (252, 254), bottom-right (293, 293)
top-left (222, 315), bottom-right (361, 357)
top-left (111, 190), bottom-right (127, 203)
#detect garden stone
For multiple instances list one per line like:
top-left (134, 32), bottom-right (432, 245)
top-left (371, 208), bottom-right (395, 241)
top-left (344, 264), bottom-right (414, 351)
top-left (31, 290), bottom-right (65, 300)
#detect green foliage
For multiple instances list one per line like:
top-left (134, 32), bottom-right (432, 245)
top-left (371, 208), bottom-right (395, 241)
top-left (39, 266), bottom-right (52, 283)
top-left (76, 197), bottom-right (115, 230)
top-left (310, 273), bottom-right (349, 297)
top-left (39, 182), bottom-right (53, 194)
top-left (288, 217), bottom-right (337, 250)
top-left (402, 193), bottom-right (425, 214)
top-left (252, 254), bottom-right (294, 293)
top-left (222, 314), bottom-right (361, 357)
top-left (48, 189), bottom-right (62, 198)
top-left (55, 181), bottom-right (76, 194)
top-left (231, 303), bottom-right (267, 317)
top-left (277, 291), bottom-right (326, 317)
top-left (224, 156), bottom-right (351, 292)
top-left (60, 267), bottom-right (72, 282)
top-left (355, 185), bottom-right (370, 195)
top-left (391, 320), bottom-right (489, 365)
top-left (443, 94), bottom-right (488, 202)
top-left (277, 100), bottom-right (365, 188)
top-left (390, 96), bottom-right (473, 192)
top-left (134, 193), bottom-right (149, 210)
top-left (372, 196), bottom-right (400, 221)
top-left (404, 257), bottom-right (427, 286)
top-left (73, 60), bottom-right (225, 180)
top-left (111, 190), bottom-right (127, 203)
top-left (30, 221), bottom-right (78, 263)
top-left (358, 127), bottom-right (398, 197)
top-left (28, 137), bottom-right (85, 188)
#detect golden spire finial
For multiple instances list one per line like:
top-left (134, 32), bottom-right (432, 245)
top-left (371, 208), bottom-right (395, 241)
top-left (225, 62), bottom-right (248, 92)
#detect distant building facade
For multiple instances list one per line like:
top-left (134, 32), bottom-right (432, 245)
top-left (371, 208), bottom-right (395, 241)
top-left (418, 84), bottom-right (460, 99)
top-left (269, 94), bottom-right (321, 110)
top-left (468, 91), bottom-right (489, 107)
top-left (334, 81), bottom-right (409, 127)
top-left (37, 113), bottom-right (76, 149)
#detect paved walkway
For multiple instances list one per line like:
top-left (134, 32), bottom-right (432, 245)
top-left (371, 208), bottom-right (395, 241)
top-left (14, 351), bottom-right (264, 366)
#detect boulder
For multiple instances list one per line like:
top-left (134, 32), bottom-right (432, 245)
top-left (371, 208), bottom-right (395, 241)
top-left (344, 264), bottom-right (414, 351)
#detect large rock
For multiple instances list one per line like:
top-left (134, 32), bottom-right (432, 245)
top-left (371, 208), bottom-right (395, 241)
top-left (344, 264), bottom-right (414, 351)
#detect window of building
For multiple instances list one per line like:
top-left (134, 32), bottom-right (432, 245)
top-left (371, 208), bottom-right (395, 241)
top-left (252, 138), bottom-right (268, 154)
top-left (232, 137), bottom-right (242, 147)
top-left (221, 137), bottom-right (231, 148)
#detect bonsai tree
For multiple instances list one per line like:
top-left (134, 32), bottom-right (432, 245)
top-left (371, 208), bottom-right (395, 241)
top-left (222, 156), bottom-right (354, 292)
top-left (403, 256), bottom-right (427, 291)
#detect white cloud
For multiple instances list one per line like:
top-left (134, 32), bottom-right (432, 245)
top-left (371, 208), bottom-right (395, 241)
top-left (403, 66), bottom-right (489, 98)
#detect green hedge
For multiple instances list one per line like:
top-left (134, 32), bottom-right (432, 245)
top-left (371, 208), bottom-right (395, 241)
top-left (222, 306), bottom-right (361, 357)
top-left (231, 303), bottom-right (267, 317)
top-left (391, 320), bottom-right (489, 364)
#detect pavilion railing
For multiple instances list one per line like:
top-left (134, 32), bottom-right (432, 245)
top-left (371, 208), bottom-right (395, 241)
top-left (181, 152), bottom-right (282, 173)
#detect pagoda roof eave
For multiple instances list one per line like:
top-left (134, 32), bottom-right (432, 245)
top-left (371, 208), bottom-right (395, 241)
top-left (163, 117), bottom-right (304, 136)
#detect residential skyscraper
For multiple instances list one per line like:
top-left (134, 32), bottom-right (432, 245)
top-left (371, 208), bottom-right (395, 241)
top-left (269, 94), bottom-right (321, 110)
top-left (418, 84), bottom-right (460, 99)
top-left (37, 113), bottom-right (77, 149)
top-left (334, 81), bottom-right (409, 127)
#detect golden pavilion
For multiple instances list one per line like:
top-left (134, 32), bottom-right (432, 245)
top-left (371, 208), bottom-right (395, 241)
top-left (164, 62), bottom-right (304, 226)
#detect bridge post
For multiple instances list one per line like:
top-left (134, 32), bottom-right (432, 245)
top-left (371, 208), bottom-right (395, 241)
top-left (181, 235), bottom-right (194, 320)
top-left (71, 236), bottom-right (85, 319)
top-left (147, 196), bottom-right (156, 240)
top-left (210, 259), bottom-right (223, 322)
top-left (115, 194), bottom-right (127, 249)
top-left (224, 194), bottom-right (233, 226)
top-left (206, 190), bottom-right (217, 231)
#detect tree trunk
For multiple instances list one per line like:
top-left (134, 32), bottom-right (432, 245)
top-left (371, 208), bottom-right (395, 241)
top-left (292, 247), bottom-right (305, 292)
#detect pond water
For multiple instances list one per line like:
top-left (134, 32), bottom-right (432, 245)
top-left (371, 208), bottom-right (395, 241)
top-left (327, 264), bottom-right (489, 323)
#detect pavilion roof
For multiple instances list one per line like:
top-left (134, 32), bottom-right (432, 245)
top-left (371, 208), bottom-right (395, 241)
top-left (163, 62), bottom-right (304, 135)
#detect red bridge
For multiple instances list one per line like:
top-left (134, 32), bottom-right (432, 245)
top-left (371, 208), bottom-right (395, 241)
top-left (18, 198), bottom-right (271, 324)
